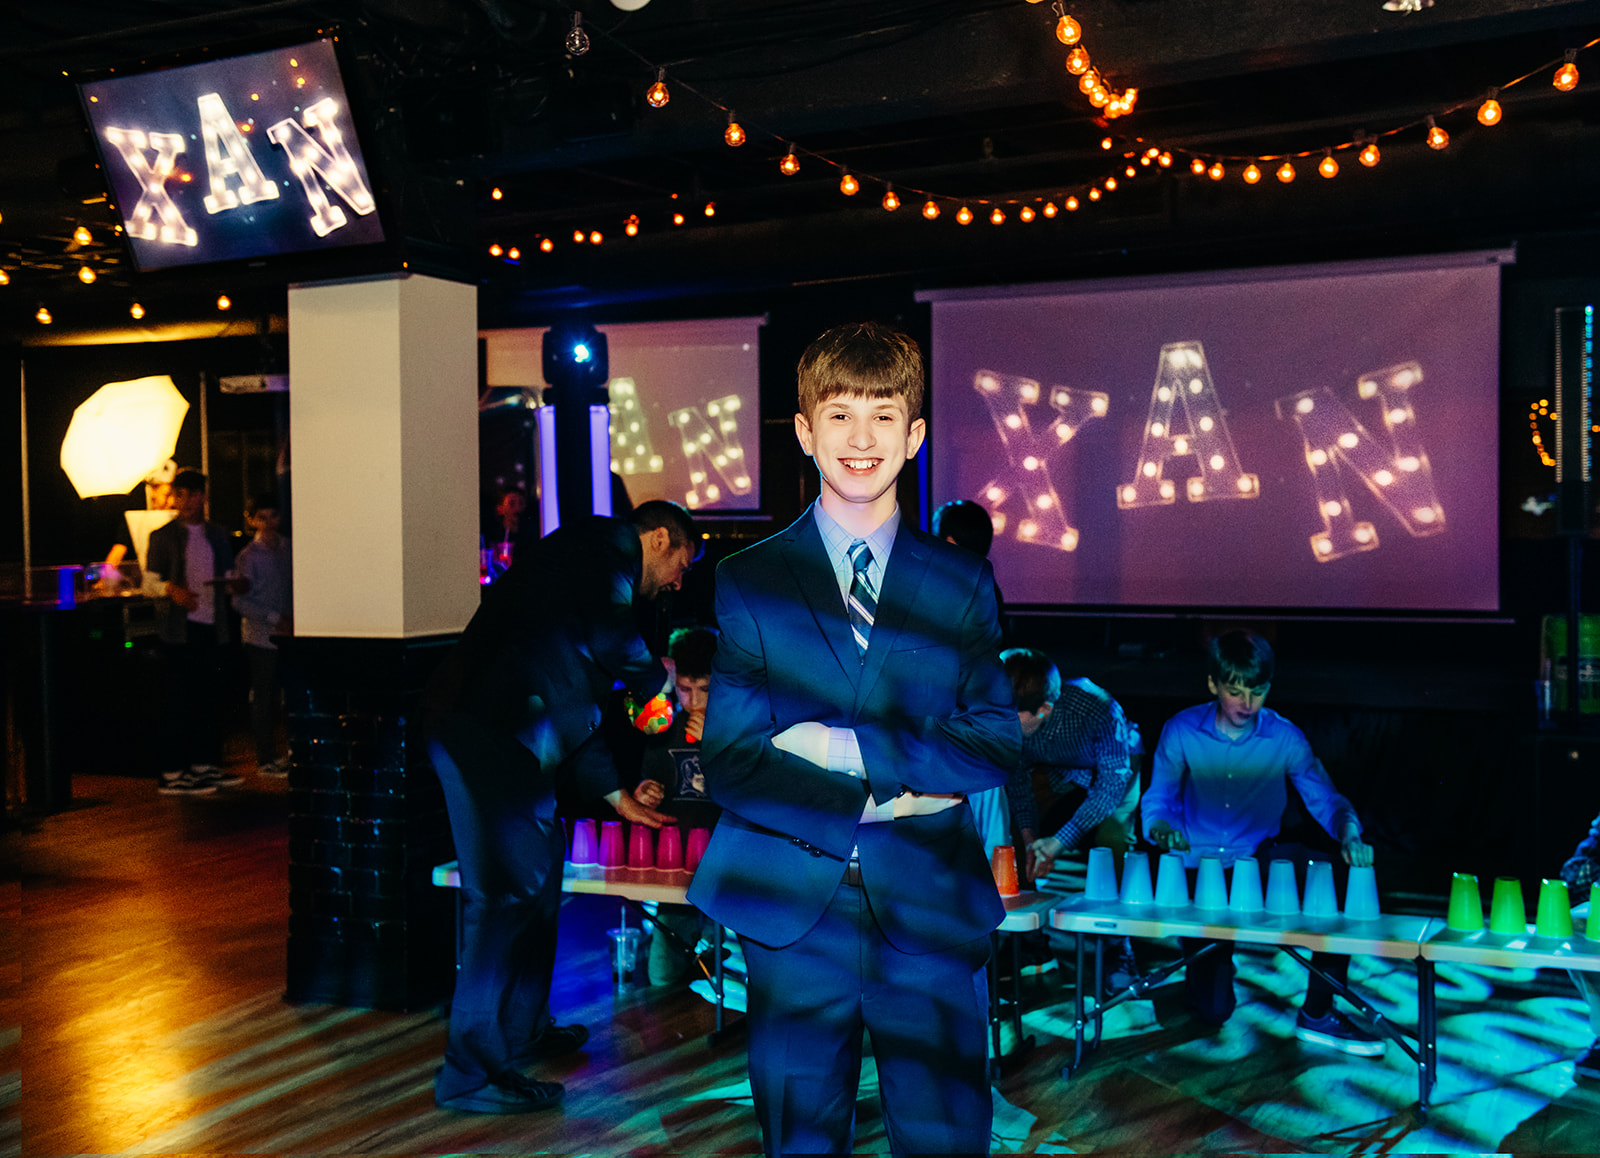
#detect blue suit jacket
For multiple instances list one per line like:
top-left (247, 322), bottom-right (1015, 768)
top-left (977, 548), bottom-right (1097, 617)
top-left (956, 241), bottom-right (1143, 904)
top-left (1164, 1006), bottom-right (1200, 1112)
top-left (687, 505), bottom-right (1021, 954)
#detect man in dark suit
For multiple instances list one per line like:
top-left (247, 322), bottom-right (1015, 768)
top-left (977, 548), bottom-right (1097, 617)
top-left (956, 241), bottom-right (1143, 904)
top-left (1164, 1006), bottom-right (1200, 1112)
top-left (426, 499), bottom-right (698, 1114)
top-left (688, 322), bottom-right (1021, 1156)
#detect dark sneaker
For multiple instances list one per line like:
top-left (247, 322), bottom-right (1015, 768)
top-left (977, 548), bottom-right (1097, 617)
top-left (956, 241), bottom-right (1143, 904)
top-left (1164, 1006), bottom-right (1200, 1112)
top-left (518, 1019), bottom-right (589, 1063)
top-left (1295, 1008), bottom-right (1385, 1056)
top-left (158, 771), bottom-right (217, 796)
top-left (1574, 1044), bottom-right (1600, 1081)
top-left (190, 764), bottom-right (244, 787)
top-left (257, 758), bottom-right (291, 778)
top-left (437, 1073), bottom-right (564, 1114)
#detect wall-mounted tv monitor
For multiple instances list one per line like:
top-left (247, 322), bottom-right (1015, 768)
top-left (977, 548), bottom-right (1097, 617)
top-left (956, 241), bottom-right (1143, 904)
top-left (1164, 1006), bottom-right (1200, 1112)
top-left (78, 37), bottom-right (387, 274)
top-left (921, 251), bottom-right (1508, 612)
top-left (481, 317), bottom-right (766, 515)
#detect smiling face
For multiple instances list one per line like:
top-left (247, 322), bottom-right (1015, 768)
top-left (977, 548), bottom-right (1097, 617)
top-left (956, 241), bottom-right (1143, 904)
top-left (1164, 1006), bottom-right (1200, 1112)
top-left (795, 392), bottom-right (926, 531)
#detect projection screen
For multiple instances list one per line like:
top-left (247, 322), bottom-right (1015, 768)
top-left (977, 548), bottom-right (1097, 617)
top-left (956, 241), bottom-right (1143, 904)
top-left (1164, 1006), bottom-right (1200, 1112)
top-left (921, 251), bottom-right (1508, 611)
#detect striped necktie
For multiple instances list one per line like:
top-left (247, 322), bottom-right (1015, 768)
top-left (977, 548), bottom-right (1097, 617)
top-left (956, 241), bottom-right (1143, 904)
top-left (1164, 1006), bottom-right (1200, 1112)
top-left (847, 540), bottom-right (876, 658)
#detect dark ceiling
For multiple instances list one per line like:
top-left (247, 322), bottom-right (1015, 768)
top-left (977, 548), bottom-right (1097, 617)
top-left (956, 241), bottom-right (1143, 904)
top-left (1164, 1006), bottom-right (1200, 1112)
top-left (4, 0), bottom-right (1600, 342)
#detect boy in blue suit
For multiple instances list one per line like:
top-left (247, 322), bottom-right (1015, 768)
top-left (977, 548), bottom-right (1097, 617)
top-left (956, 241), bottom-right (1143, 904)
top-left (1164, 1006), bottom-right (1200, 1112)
top-left (688, 322), bottom-right (1021, 1156)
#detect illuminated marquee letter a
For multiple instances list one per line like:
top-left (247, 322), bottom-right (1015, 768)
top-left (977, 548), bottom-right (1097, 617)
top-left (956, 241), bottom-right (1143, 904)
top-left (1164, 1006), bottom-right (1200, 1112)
top-left (1118, 341), bottom-right (1259, 509)
top-left (196, 93), bottom-right (279, 214)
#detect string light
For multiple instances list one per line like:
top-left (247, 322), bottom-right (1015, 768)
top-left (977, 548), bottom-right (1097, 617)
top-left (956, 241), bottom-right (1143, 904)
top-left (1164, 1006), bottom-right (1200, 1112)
top-left (840, 171), bottom-right (859, 196)
top-left (565, 12), bottom-right (589, 56)
top-left (1209, 162), bottom-right (1225, 181)
top-left (780, 150), bottom-right (800, 176)
top-left (1426, 116), bottom-right (1449, 149)
top-left (1065, 195), bottom-right (1079, 210)
top-left (590, 230), bottom-right (603, 244)
top-left (1242, 163), bottom-right (1261, 184)
top-left (922, 200), bottom-right (940, 219)
top-left (507, 246), bottom-right (520, 260)
top-left (77, 265), bottom-right (96, 284)
top-left (704, 202), bottom-right (716, 217)
top-left (1477, 88), bottom-right (1503, 125)
top-left (0, 270), bottom-right (9, 286)
top-left (1277, 160), bottom-right (1296, 183)
top-left (646, 69), bottom-right (669, 108)
top-left (1042, 201), bottom-right (1058, 217)
top-left (724, 113), bottom-right (745, 147)
top-left (1555, 53), bottom-right (1580, 91)
top-left (1019, 204), bottom-right (1035, 222)
top-left (573, 229), bottom-right (586, 243)
top-left (491, 187), bottom-right (503, 200)
top-left (990, 207), bottom-right (1005, 224)
top-left (216, 294), bottom-right (231, 311)
top-left (73, 226), bottom-right (92, 245)
top-left (1158, 151), bottom-right (1172, 167)
top-left (1190, 158), bottom-right (1206, 176)
top-left (956, 205), bottom-right (973, 224)
top-left (1124, 165), bottom-right (1136, 178)
top-left (1079, 71), bottom-right (1099, 95)
top-left (488, 243), bottom-right (503, 256)
top-left (1100, 137), bottom-right (1114, 150)
top-left (1087, 187), bottom-right (1102, 200)
top-left (882, 185), bottom-right (900, 211)
top-left (36, 306), bottom-right (51, 324)
top-left (1066, 46), bottom-right (1091, 75)
top-left (1359, 140), bottom-right (1381, 167)
top-left (672, 212), bottom-right (685, 225)
top-left (1104, 176), bottom-right (1117, 191)
top-left (1318, 150), bottom-right (1339, 178)
top-left (625, 214), bottom-right (640, 236)
top-left (129, 302), bottom-right (144, 320)
top-left (540, 237), bottom-right (554, 252)
top-left (1055, 8), bottom-right (1081, 45)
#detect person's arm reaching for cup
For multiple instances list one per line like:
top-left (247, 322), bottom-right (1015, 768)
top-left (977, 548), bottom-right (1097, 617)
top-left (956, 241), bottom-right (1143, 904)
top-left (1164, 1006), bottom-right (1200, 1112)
top-left (1148, 819), bottom-right (1190, 852)
top-left (1340, 820), bottom-right (1373, 867)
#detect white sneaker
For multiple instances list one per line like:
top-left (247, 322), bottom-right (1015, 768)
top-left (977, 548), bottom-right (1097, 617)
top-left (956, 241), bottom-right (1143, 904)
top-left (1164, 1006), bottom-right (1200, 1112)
top-left (158, 771), bottom-right (217, 796)
top-left (258, 758), bottom-right (290, 778)
top-left (190, 764), bottom-right (245, 788)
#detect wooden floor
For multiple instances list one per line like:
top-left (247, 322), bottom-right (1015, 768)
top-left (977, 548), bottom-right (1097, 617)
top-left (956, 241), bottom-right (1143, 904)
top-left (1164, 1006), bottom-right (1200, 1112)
top-left (7, 771), bottom-right (1600, 1155)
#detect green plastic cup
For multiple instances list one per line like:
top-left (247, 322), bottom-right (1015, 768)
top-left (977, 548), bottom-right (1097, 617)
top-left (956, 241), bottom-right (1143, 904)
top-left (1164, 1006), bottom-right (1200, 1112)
top-left (1488, 876), bottom-right (1526, 936)
top-left (1536, 878), bottom-right (1574, 938)
top-left (1446, 871), bottom-right (1483, 932)
top-left (1590, 883), bottom-right (1600, 941)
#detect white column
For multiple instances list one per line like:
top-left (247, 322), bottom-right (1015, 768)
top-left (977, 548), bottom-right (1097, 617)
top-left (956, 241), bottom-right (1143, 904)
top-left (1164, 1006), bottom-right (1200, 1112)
top-left (288, 273), bottom-right (479, 638)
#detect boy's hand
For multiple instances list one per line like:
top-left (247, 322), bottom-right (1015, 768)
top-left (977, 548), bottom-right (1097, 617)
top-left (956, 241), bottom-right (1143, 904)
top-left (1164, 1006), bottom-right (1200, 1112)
top-left (604, 788), bottom-right (674, 829)
top-left (633, 779), bottom-right (666, 809)
top-left (1027, 835), bottom-right (1063, 881)
top-left (1149, 820), bottom-right (1189, 852)
top-left (1341, 835), bottom-right (1374, 868)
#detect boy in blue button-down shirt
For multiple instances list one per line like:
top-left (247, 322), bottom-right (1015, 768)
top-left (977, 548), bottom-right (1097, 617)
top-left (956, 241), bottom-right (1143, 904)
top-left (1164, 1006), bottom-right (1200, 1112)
top-left (1143, 629), bottom-right (1381, 1055)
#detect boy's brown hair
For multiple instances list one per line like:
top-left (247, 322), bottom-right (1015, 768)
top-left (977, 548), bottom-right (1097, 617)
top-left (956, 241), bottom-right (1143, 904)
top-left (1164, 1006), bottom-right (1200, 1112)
top-left (796, 321), bottom-right (924, 423)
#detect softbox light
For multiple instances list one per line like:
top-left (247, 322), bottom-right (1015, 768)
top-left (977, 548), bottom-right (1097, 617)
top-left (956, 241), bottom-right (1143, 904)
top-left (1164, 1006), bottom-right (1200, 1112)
top-left (60, 375), bottom-right (189, 498)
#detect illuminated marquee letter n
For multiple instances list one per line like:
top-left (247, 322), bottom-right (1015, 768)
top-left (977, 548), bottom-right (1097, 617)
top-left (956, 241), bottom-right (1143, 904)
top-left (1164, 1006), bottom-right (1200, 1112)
top-left (972, 370), bottom-right (1108, 552)
top-left (668, 395), bottom-right (751, 510)
top-left (101, 127), bottom-right (198, 246)
top-left (1274, 362), bottom-right (1445, 563)
top-left (265, 97), bottom-right (377, 237)
top-left (1119, 341), bottom-right (1259, 509)
top-left (196, 93), bottom-right (279, 214)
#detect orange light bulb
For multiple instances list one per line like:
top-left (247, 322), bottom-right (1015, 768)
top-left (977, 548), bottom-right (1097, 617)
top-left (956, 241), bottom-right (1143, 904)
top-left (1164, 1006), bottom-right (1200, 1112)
top-left (1209, 162), bottom-right (1226, 181)
top-left (1088, 187), bottom-right (1101, 201)
top-left (990, 207), bottom-right (1005, 224)
top-left (1158, 151), bottom-right (1173, 167)
top-left (540, 237), bottom-right (554, 252)
top-left (646, 69), bottom-right (669, 108)
top-left (216, 294), bottom-right (231, 311)
top-left (922, 200), bottom-right (940, 220)
top-left (1242, 163), bottom-right (1261, 184)
top-left (1318, 152), bottom-right (1338, 179)
top-left (704, 202), bottom-right (715, 217)
top-left (1066, 46), bottom-right (1091, 75)
top-left (489, 243), bottom-right (503, 256)
top-left (1056, 14), bottom-right (1081, 44)
top-left (507, 247), bottom-right (520, 260)
top-left (956, 205), bottom-right (974, 224)
top-left (1088, 87), bottom-right (1109, 108)
top-left (77, 265), bottom-right (96, 284)
top-left (36, 307), bottom-right (51, 324)
top-left (1359, 141), bottom-right (1380, 167)
top-left (129, 302), bottom-right (144, 319)
top-left (724, 115), bottom-right (745, 147)
top-left (1190, 158), bottom-right (1206, 176)
top-left (1276, 160), bottom-right (1295, 183)
top-left (1019, 205), bottom-right (1035, 222)
top-left (1042, 201), bottom-right (1057, 217)
top-left (780, 151), bottom-right (800, 176)
top-left (1066, 196), bottom-right (1080, 210)
top-left (1079, 71), bottom-right (1099, 95)
top-left (573, 229), bottom-right (586, 243)
top-left (1477, 96), bottom-right (1502, 126)
top-left (1104, 176), bottom-right (1117, 191)
top-left (840, 171), bottom-right (859, 196)
top-left (1101, 136), bottom-right (1114, 150)
top-left (590, 230), bottom-right (602, 244)
top-left (672, 212), bottom-right (685, 226)
top-left (1554, 61), bottom-right (1579, 91)
top-left (625, 215), bottom-right (639, 237)
top-left (882, 187), bottom-right (900, 211)
top-left (491, 186), bottom-right (503, 200)
top-left (1426, 118), bottom-right (1449, 150)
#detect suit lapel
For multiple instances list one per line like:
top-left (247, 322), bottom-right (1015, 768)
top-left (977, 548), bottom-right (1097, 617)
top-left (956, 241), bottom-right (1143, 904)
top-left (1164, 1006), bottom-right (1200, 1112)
top-left (781, 507), bottom-right (860, 689)
top-left (854, 528), bottom-right (931, 714)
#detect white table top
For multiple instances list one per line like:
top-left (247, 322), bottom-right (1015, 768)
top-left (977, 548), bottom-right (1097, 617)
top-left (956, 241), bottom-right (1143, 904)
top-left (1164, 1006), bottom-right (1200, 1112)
top-left (1048, 895), bottom-right (1433, 959)
top-left (1419, 918), bottom-right (1600, 971)
top-left (997, 890), bottom-right (1060, 933)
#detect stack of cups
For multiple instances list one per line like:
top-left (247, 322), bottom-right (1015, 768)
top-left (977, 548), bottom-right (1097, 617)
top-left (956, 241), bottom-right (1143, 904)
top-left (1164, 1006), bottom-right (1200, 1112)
top-left (598, 820), bottom-right (626, 868)
top-left (1120, 851), bottom-right (1154, 906)
top-left (1446, 872), bottom-right (1484, 932)
top-left (657, 824), bottom-right (684, 872)
top-left (1488, 876), bottom-right (1526, 936)
top-left (1343, 864), bottom-right (1381, 921)
top-left (991, 846), bottom-right (1020, 896)
top-left (1535, 878), bottom-right (1574, 939)
top-left (1264, 859), bottom-right (1300, 916)
top-left (1194, 856), bottom-right (1228, 910)
top-left (1084, 846), bottom-right (1118, 902)
top-left (1155, 852), bottom-right (1190, 906)
top-left (1303, 861), bottom-right (1338, 919)
top-left (1229, 856), bottom-right (1264, 914)
top-left (570, 818), bottom-right (599, 866)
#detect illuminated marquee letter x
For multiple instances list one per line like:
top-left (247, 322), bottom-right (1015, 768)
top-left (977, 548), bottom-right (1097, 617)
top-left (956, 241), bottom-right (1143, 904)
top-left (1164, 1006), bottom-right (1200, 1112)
top-left (1119, 341), bottom-right (1258, 509)
top-left (1275, 362), bottom-right (1444, 562)
top-left (101, 127), bottom-right (198, 246)
top-left (266, 98), bottom-right (377, 237)
top-left (972, 370), bottom-right (1108, 552)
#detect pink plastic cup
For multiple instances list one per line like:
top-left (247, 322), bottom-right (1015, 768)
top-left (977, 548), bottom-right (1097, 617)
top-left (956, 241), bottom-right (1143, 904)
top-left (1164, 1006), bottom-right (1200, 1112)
top-left (569, 818), bottom-right (598, 866)
top-left (685, 827), bottom-right (712, 872)
top-left (657, 824), bottom-right (684, 871)
top-left (628, 823), bottom-right (655, 869)
top-left (598, 820), bottom-right (625, 868)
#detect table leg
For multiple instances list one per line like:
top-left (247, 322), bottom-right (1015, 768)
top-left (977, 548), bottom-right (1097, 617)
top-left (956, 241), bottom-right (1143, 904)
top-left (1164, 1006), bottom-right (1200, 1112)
top-left (1417, 956), bottom-right (1435, 1121)
top-left (1065, 931), bottom-right (1087, 1078)
top-left (988, 931), bottom-right (1003, 1082)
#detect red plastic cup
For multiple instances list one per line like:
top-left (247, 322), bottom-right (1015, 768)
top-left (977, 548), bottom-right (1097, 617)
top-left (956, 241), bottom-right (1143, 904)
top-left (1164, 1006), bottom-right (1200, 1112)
top-left (991, 846), bottom-right (1020, 896)
top-left (598, 820), bottom-right (625, 868)
top-left (657, 824), bottom-right (684, 871)
top-left (685, 827), bottom-right (711, 872)
top-left (628, 823), bottom-right (655, 869)
top-left (569, 818), bottom-right (598, 866)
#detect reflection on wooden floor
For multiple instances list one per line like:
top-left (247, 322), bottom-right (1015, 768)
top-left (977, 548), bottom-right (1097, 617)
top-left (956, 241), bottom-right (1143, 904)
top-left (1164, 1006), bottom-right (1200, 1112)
top-left (6, 773), bottom-right (1600, 1154)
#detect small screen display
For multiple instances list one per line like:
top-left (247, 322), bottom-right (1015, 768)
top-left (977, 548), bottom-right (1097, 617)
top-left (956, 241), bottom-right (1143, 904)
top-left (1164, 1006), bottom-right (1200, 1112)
top-left (79, 38), bottom-right (384, 272)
